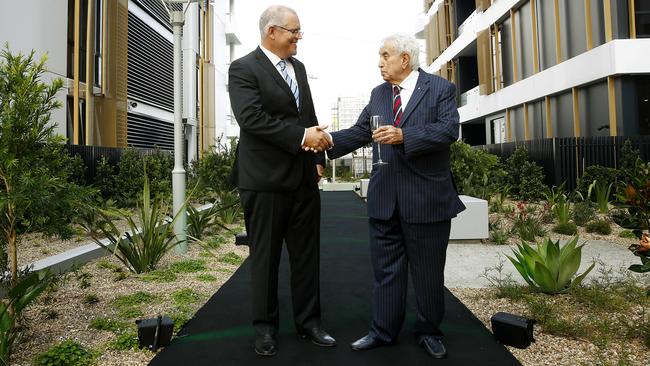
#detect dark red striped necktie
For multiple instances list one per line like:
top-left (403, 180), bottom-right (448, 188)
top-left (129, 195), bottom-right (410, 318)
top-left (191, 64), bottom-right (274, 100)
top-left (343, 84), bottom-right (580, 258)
top-left (392, 85), bottom-right (403, 126)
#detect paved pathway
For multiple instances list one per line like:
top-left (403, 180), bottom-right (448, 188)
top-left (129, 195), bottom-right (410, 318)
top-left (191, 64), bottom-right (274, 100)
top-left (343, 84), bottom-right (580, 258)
top-left (445, 240), bottom-right (642, 288)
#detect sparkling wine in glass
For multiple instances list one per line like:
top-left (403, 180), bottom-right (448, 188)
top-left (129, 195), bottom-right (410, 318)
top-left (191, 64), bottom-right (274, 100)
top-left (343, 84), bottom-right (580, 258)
top-left (370, 115), bottom-right (388, 166)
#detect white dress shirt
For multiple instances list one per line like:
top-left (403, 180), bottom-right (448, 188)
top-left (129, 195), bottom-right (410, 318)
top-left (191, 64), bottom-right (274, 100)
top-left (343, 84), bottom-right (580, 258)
top-left (395, 70), bottom-right (418, 110)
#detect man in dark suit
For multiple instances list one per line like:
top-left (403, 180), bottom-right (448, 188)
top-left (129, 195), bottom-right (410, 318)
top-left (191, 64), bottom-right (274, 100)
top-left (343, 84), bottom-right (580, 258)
top-left (228, 5), bottom-right (335, 357)
top-left (326, 34), bottom-right (465, 359)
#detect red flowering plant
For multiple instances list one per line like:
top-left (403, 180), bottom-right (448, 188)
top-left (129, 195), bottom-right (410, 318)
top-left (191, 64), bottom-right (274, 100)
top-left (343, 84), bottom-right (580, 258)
top-left (613, 157), bottom-right (650, 293)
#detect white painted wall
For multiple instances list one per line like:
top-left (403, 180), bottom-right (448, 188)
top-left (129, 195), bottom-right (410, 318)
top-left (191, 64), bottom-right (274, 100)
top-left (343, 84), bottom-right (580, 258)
top-left (0, 0), bottom-right (69, 137)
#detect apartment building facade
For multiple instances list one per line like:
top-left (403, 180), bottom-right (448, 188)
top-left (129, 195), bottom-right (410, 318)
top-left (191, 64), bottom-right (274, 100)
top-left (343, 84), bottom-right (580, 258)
top-left (418, 0), bottom-right (650, 145)
top-left (0, 0), bottom-right (234, 161)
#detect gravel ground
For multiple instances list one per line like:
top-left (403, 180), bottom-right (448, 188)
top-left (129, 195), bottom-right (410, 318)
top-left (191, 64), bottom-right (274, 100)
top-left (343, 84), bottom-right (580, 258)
top-left (11, 230), bottom-right (249, 366)
top-left (451, 288), bottom-right (650, 366)
top-left (8, 199), bottom-right (650, 365)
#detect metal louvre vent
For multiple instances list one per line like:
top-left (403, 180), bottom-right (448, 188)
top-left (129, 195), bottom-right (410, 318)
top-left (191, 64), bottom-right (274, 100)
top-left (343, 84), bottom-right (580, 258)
top-left (128, 13), bottom-right (174, 111)
top-left (132, 0), bottom-right (182, 30)
top-left (127, 113), bottom-right (174, 151)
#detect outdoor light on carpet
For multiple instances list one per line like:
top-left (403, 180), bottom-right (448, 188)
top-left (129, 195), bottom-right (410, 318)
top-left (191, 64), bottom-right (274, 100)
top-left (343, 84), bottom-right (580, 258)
top-left (490, 312), bottom-right (535, 349)
top-left (136, 315), bottom-right (174, 351)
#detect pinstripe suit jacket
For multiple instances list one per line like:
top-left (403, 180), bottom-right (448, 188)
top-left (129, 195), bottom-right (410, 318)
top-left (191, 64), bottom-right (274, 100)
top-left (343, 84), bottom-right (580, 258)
top-left (328, 70), bottom-right (465, 223)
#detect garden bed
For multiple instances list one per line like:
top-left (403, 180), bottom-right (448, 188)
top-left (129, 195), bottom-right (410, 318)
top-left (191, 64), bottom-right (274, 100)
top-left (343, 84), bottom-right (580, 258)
top-left (12, 228), bottom-right (247, 366)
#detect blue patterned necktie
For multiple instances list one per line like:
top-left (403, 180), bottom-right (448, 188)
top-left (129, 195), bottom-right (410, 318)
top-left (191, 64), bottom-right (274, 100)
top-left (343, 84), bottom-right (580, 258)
top-left (278, 60), bottom-right (300, 110)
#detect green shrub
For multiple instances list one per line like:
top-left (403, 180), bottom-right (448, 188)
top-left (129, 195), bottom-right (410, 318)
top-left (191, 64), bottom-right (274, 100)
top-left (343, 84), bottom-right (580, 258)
top-left (553, 222), bottom-right (578, 235)
top-left (619, 140), bottom-right (641, 179)
top-left (139, 269), bottom-right (177, 283)
top-left (219, 252), bottom-right (244, 265)
top-left (170, 259), bottom-right (207, 273)
top-left (489, 221), bottom-right (510, 245)
top-left (196, 274), bottom-right (217, 282)
top-left (586, 219), bottom-right (612, 235)
top-left (577, 165), bottom-right (618, 198)
top-left (552, 193), bottom-right (571, 225)
top-left (109, 331), bottom-right (139, 351)
top-left (619, 230), bottom-right (637, 239)
top-left (505, 146), bottom-right (546, 201)
top-left (506, 236), bottom-right (595, 294)
top-left (113, 149), bottom-right (172, 207)
top-left (573, 201), bottom-right (596, 226)
top-left (188, 136), bottom-right (237, 196)
top-left (217, 190), bottom-right (241, 225)
top-left (89, 317), bottom-right (127, 332)
top-left (35, 340), bottom-right (93, 366)
top-left (93, 156), bottom-right (117, 200)
top-left (82, 168), bottom-right (183, 273)
top-left (451, 141), bottom-right (506, 199)
top-left (172, 288), bottom-right (203, 308)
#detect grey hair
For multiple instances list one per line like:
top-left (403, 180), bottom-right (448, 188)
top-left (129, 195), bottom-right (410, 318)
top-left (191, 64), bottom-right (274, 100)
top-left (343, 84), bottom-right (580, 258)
top-left (381, 34), bottom-right (420, 70)
top-left (259, 5), bottom-right (297, 38)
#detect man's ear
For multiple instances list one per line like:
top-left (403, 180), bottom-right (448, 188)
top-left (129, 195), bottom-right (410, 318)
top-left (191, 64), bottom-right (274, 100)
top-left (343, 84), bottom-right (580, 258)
top-left (402, 53), bottom-right (410, 69)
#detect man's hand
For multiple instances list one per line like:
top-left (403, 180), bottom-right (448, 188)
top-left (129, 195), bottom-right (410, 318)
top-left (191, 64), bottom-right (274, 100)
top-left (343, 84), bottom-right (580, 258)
top-left (372, 125), bottom-right (403, 144)
top-left (316, 164), bottom-right (325, 182)
top-left (303, 125), bottom-right (333, 152)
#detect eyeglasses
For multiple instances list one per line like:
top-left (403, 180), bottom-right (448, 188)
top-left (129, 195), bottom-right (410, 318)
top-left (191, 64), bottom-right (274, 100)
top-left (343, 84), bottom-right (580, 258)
top-left (273, 25), bottom-right (304, 37)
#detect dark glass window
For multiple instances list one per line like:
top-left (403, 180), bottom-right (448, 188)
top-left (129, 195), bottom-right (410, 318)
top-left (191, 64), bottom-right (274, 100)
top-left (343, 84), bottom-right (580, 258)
top-left (635, 0), bottom-right (650, 38)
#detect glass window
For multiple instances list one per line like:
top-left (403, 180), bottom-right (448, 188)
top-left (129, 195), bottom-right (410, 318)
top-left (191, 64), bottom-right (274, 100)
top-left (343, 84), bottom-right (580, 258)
top-left (635, 0), bottom-right (650, 38)
top-left (500, 18), bottom-right (514, 86)
top-left (537, 0), bottom-right (557, 70)
top-left (515, 2), bottom-right (534, 79)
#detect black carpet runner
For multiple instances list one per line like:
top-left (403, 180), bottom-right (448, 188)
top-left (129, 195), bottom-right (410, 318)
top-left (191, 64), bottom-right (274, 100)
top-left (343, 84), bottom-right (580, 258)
top-left (149, 191), bottom-right (521, 365)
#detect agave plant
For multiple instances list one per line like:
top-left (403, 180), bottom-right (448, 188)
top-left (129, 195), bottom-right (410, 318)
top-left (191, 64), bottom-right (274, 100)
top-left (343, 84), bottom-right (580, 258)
top-left (83, 167), bottom-right (184, 273)
top-left (506, 236), bottom-right (595, 294)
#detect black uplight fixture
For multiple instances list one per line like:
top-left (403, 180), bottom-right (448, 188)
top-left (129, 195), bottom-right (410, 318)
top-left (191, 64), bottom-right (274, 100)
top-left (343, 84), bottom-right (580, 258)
top-left (136, 315), bottom-right (175, 351)
top-left (490, 312), bottom-right (535, 349)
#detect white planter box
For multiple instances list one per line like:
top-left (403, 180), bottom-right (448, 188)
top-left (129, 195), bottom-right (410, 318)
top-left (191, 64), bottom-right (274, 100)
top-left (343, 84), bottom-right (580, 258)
top-left (450, 195), bottom-right (488, 240)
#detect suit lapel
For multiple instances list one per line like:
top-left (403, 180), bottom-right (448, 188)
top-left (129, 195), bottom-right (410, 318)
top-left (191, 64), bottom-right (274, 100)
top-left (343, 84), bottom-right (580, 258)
top-left (380, 83), bottom-right (393, 124)
top-left (397, 71), bottom-right (429, 128)
top-left (254, 47), bottom-right (295, 101)
top-left (289, 56), bottom-right (306, 110)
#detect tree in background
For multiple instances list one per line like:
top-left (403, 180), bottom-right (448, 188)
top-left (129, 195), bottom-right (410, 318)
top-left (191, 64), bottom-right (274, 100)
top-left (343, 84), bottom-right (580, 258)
top-left (0, 45), bottom-right (90, 284)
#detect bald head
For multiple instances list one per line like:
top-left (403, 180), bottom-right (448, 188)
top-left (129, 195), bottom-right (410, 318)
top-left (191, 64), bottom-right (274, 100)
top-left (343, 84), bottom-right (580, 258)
top-left (259, 5), bottom-right (297, 39)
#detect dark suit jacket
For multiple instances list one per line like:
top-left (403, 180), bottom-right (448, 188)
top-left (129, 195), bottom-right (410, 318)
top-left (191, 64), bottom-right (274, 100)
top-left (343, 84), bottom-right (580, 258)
top-left (328, 70), bottom-right (465, 223)
top-left (228, 47), bottom-right (324, 191)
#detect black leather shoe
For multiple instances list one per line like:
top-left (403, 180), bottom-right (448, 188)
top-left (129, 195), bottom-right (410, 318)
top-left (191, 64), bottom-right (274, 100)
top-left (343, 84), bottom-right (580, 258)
top-left (350, 334), bottom-right (393, 351)
top-left (419, 336), bottom-right (447, 359)
top-left (299, 327), bottom-right (337, 347)
top-left (254, 333), bottom-right (277, 356)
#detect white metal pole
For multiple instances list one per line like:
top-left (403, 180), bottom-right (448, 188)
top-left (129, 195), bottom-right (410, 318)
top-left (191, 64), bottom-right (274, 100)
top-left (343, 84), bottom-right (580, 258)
top-left (171, 10), bottom-right (187, 252)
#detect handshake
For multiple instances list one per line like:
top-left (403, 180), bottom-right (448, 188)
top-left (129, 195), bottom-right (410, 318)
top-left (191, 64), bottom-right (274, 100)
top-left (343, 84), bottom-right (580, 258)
top-left (302, 125), bottom-right (333, 153)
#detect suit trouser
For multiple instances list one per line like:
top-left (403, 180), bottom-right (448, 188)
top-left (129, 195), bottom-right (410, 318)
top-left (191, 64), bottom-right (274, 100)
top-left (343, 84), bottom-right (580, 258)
top-left (239, 184), bottom-right (321, 336)
top-left (368, 211), bottom-right (451, 342)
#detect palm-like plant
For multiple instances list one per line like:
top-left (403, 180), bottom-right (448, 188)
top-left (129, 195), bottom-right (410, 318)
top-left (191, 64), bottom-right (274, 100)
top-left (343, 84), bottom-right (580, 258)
top-left (506, 236), bottom-right (595, 294)
top-left (186, 202), bottom-right (233, 241)
top-left (588, 180), bottom-right (612, 214)
top-left (0, 271), bottom-right (52, 366)
top-left (84, 168), bottom-right (183, 273)
top-left (552, 193), bottom-right (571, 225)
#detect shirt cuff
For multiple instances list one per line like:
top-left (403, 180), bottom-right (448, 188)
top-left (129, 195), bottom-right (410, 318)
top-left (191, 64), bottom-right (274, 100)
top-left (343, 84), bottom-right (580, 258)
top-left (301, 129), bottom-right (306, 147)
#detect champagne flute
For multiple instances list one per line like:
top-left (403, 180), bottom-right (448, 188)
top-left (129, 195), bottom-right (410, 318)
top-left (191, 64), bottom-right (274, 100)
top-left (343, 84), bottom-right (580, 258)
top-left (370, 115), bottom-right (388, 166)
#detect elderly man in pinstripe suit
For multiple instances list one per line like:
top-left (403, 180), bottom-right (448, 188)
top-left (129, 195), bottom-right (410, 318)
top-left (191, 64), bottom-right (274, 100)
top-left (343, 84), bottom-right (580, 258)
top-left (326, 34), bottom-right (465, 359)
